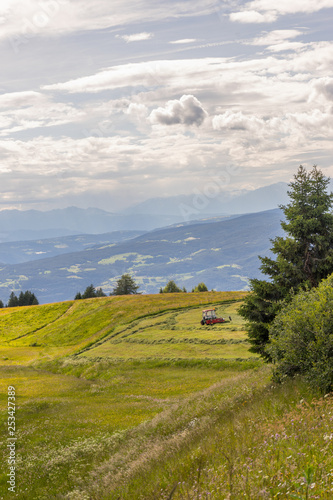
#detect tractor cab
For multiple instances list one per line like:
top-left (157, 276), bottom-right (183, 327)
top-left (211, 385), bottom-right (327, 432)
top-left (201, 308), bottom-right (225, 325)
top-left (203, 309), bottom-right (217, 320)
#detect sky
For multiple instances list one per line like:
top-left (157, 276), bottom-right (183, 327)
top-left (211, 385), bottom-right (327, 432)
top-left (0, 0), bottom-right (332, 212)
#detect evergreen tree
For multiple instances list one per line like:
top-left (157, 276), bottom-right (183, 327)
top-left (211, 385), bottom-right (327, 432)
top-left (7, 290), bottom-right (38, 307)
top-left (0, 300), bottom-right (4, 308)
top-left (18, 291), bottom-right (25, 306)
top-left (160, 280), bottom-right (183, 293)
top-left (82, 284), bottom-right (97, 299)
top-left (75, 285), bottom-right (106, 300)
top-left (112, 274), bottom-right (139, 295)
top-left (7, 292), bottom-right (19, 307)
top-left (239, 165), bottom-right (333, 358)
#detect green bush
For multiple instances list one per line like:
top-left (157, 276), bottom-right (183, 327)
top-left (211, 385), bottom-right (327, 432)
top-left (192, 282), bottom-right (208, 292)
top-left (269, 273), bottom-right (333, 393)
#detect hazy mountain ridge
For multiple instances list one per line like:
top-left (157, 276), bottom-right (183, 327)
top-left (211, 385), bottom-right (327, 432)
top-left (123, 182), bottom-right (289, 216)
top-left (0, 182), bottom-right (290, 243)
top-left (0, 209), bottom-right (284, 304)
top-left (0, 230), bottom-right (144, 265)
top-left (0, 207), bottom-right (183, 242)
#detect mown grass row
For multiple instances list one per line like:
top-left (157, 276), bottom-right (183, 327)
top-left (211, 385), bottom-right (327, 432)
top-left (0, 292), bottom-right (246, 365)
top-left (79, 299), bottom-right (251, 360)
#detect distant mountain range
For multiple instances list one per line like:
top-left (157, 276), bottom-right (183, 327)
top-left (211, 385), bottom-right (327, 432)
top-left (0, 182), bottom-right (290, 243)
top-left (0, 207), bottom-right (176, 243)
top-left (0, 208), bottom-right (285, 304)
top-left (124, 182), bottom-right (290, 217)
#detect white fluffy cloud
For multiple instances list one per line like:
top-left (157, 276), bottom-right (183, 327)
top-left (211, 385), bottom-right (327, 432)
top-left (230, 0), bottom-right (333, 23)
top-left (149, 95), bottom-right (208, 126)
top-left (310, 77), bottom-right (333, 101)
top-left (230, 10), bottom-right (277, 23)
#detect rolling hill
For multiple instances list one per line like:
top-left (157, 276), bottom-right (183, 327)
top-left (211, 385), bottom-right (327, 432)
top-left (0, 208), bottom-right (284, 303)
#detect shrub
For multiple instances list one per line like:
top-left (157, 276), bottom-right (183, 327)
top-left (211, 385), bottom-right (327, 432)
top-left (268, 273), bottom-right (333, 393)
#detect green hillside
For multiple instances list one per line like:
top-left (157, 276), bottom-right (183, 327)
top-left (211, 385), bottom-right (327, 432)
top-left (0, 292), bottom-right (331, 499)
top-left (0, 291), bottom-right (247, 364)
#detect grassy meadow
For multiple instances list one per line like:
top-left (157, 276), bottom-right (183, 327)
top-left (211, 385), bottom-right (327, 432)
top-left (0, 292), bottom-right (332, 499)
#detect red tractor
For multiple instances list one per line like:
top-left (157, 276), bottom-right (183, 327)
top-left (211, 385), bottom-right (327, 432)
top-left (201, 308), bottom-right (226, 325)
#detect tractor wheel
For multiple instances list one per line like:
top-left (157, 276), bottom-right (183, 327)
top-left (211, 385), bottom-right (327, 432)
top-left (201, 319), bottom-right (205, 325)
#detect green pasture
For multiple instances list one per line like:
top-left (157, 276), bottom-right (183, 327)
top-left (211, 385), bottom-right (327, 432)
top-left (82, 300), bottom-right (253, 360)
top-left (0, 291), bottom-right (330, 499)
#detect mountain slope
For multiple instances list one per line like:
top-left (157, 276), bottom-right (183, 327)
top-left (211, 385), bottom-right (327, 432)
top-left (0, 230), bottom-right (144, 265)
top-left (0, 209), bottom-right (284, 303)
top-left (0, 207), bottom-right (184, 242)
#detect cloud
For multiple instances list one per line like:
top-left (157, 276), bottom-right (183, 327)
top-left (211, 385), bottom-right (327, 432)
top-left (251, 30), bottom-right (302, 46)
top-left (212, 111), bottom-right (265, 132)
top-left (230, 0), bottom-right (333, 23)
top-left (212, 109), bottom-right (333, 139)
top-left (0, 0), bottom-right (219, 43)
top-left (0, 91), bottom-right (85, 136)
top-left (247, 29), bottom-right (305, 53)
top-left (149, 95), bottom-right (208, 126)
top-left (116, 32), bottom-right (153, 42)
top-left (230, 10), bottom-right (277, 23)
top-left (249, 0), bottom-right (333, 15)
top-left (169, 39), bottom-right (198, 44)
top-left (0, 91), bottom-right (42, 108)
top-left (42, 58), bottom-right (233, 94)
top-left (310, 77), bottom-right (333, 101)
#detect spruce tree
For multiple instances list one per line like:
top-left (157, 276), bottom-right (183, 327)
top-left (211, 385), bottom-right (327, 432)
top-left (239, 165), bottom-right (333, 358)
top-left (161, 280), bottom-right (183, 293)
top-left (7, 292), bottom-right (19, 307)
top-left (82, 284), bottom-right (97, 299)
top-left (112, 274), bottom-right (139, 295)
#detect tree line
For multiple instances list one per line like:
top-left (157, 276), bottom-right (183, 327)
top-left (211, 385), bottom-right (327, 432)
top-left (0, 290), bottom-right (39, 308)
top-left (240, 165), bottom-right (333, 393)
top-left (75, 276), bottom-right (210, 299)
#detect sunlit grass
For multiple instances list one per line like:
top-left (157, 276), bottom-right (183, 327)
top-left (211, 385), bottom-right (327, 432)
top-left (84, 341), bottom-right (254, 359)
top-left (0, 291), bottom-right (330, 499)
